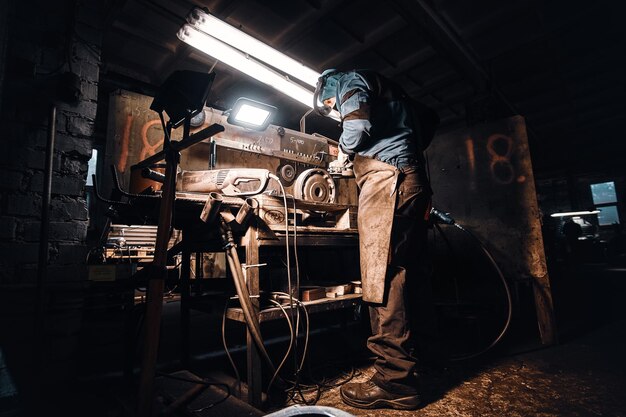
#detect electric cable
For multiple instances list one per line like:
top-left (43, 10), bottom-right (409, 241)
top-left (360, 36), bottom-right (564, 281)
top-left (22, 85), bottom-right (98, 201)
top-left (155, 372), bottom-right (231, 412)
top-left (268, 175), bottom-right (300, 384)
top-left (263, 290), bottom-right (358, 406)
top-left (217, 179), bottom-right (301, 400)
top-left (266, 299), bottom-right (295, 395)
top-left (451, 221), bottom-right (513, 360)
top-left (216, 175), bottom-right (322, 402)
top-left (288, 365), bottom-right (358, 406)
top-left (290, 196), bottom-right (301, 313)
top-left (430, 209), bottom-right (513, 360)
top-left (272, 293), bottom-right (310, 373)
top-left (288, 193), bottom-right (302, 391)
top-left (221, 298), bottom-right (242, 398)
top-left (272, 293), bottom-right (316, 405)
top-left (268, 175), bottom-right (293, 312)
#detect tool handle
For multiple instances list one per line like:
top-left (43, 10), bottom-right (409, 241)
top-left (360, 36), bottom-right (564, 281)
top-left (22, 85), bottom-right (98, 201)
top-left (430, 207), bottom-right (455, 224)
top-left (141, 168), bottom-right (166, 183)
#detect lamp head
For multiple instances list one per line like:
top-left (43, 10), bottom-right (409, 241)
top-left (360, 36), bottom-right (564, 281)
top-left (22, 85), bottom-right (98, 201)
top-left (150, 70), bottom-right (215, 128)
top-left (227, 97), bottom-right (276, 131)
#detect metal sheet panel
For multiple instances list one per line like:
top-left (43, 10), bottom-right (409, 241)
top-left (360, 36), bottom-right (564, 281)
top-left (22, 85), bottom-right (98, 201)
top-left (427, 115), bottom-right (556, 343)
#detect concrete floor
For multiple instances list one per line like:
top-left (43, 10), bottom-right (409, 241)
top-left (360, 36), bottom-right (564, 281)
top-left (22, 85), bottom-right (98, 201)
top-left (306, 318), bottom-right (626, 416)
top-left (271, 262), bottom-right (626, 417)
top-left (142, 314), bottom-right (626, 417)
top-left (5, 262), bottom-right (624, 417)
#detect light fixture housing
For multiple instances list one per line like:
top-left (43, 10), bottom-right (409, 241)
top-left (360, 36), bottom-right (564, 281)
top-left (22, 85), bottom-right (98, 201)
top-left (150, 70), bottom-right (214, 128)
top-left (177, 17), bottom-right (341, 121)
top-left (178, 25), bottom-right (314, 108)
top-left (550, 210), bottom-right (601, 218)
top-left (227, 97), bottom-right (276, 131)
top-left (186, 8), bottom-right (319, 87)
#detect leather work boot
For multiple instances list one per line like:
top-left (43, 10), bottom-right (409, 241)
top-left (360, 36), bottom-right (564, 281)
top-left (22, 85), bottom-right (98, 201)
top-left (339, 379), bottom-right (421, 410)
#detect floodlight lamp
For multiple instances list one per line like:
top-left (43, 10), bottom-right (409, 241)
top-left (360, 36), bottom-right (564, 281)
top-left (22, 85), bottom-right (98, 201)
top-left (227, 98), bottom-right (276, 131)
top-left (150, 70), bottom-right (215, 128)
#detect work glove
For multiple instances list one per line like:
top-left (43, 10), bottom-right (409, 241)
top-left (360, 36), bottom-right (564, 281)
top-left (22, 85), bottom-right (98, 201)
top-left (328, 147), bottom-right (354, 177)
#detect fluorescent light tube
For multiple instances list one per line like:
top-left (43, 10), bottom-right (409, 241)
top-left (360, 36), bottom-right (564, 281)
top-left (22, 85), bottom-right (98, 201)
top-left (187, 8), bottom-right (320, 87)
top-left (177, 25), bottom-right (341, 120)
top-left (550, 210), bottom-right (601, 217)
top-left (178, 25), bottom-right (313, 107)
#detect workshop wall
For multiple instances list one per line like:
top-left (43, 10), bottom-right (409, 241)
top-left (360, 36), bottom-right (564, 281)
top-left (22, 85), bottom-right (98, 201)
top-left (0, 0), bottom-right (102, 400)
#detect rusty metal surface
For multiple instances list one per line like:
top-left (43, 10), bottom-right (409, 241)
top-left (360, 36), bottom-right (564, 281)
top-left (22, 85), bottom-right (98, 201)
top-left (105, 89), bottom-right (359, 205)
top-left (427, 115), bottom-right (556, 343)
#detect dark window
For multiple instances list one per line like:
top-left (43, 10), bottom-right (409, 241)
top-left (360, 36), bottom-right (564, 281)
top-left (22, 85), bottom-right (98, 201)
top-left (590, 181), bottom-right (620, 226)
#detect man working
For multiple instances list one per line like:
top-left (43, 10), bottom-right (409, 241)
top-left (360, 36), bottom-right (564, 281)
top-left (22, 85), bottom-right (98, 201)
top-left (314, 69), bottom-right (439, 410)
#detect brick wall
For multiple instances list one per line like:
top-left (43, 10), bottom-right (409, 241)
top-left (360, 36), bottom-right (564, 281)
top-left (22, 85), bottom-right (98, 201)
top-left (0, 0), bottom-right (103, 405)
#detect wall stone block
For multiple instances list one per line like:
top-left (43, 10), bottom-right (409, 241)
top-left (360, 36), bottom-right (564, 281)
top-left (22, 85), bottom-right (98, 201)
top-left (0, 170), bottom-right (24, 190)
top-left (51, 196), bottom-right (89, 221)
top-left (0, 242), bottom-right (40, 265)
top-left (6, 193), bottom-right (41, 217)
top-left (51, 243), bottom-right (90, 265)
top-left (0, 217), bottom-right (18, 239)
top-left (55, 134), bottom-right (93, 159)
top-left (67, 115), bottom-right (95, 137)
top-left (23, 221), bottom-right (88, 242)
top-left (29, 172), bottom-right (84, 196)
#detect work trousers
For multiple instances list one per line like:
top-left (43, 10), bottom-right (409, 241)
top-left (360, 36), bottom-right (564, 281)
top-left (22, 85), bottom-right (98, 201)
top-left (367, 166), bottom-right (433, 395)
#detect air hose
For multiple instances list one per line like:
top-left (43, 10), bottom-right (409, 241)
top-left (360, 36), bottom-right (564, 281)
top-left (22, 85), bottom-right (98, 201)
top-left (430, 208), bottom-right (513, 360)
top-left (220, 218), bottom-right (277, 376)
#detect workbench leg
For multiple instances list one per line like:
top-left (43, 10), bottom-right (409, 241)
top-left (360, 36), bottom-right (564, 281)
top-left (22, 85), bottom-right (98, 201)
top-left (122, 287), bottom-right (137, 385)
top-left (244, 226), bottom-right (263, 407)
top-left (246, 328), bottom-right (263, 407)
top-left (180, 249), bottom-right (191, 368)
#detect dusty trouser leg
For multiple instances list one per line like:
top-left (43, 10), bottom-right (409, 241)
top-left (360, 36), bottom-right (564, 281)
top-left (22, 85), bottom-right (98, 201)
top-left (368, 266), bottom-right (417, 394)
top-left (367, 169), bottom-right (431, 394)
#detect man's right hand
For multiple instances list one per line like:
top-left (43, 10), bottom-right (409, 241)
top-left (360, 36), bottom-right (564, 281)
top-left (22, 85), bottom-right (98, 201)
top-left (329, 148), bottom-right (354, 177)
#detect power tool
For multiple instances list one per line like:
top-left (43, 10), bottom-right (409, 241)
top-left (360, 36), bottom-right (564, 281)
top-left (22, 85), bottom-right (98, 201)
top-left (143, 167), bottom-right (271, 196)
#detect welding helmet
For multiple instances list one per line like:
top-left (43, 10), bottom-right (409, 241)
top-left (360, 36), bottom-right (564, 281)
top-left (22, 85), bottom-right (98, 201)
top-left (313, 69), bottom-right (341, 116)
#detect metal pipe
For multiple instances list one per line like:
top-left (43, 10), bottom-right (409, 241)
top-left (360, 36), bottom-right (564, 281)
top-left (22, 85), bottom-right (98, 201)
top-left (36, 104), bottom-right (56, 341)
top-left (235, 197), bottom-right (259, 225)
top-left (199, 192), bottom-right (223, 224)
top-left (224, 236), bottom-right (276, 375)
top-left (299, 108), bottom-right (313, 133)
